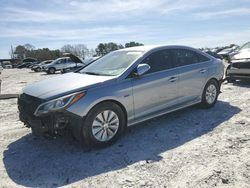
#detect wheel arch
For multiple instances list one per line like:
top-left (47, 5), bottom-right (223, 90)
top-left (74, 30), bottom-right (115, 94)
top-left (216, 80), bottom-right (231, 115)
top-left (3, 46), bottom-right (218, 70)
top-left (209, 77), bottom-right (220, 86)
top-left (87, 99), bottom-right (128, 126)
top-left (47, 66), bottom-right (55, 70)
top-left (204, 77), bottom-right (221, 90)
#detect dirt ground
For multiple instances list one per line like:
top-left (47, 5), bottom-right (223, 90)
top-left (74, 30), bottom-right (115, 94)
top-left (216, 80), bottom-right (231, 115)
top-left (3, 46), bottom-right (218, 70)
top-left (0, 69), bottom-right (250, 188)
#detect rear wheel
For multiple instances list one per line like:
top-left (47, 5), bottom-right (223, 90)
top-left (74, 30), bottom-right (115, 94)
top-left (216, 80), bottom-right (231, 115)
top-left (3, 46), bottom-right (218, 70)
top-left (201, 79), bottom-right (219, 108)
top-left (48, 67), bottom-right (56, 74)
top-left (82, 102), bottom-right (126, 148)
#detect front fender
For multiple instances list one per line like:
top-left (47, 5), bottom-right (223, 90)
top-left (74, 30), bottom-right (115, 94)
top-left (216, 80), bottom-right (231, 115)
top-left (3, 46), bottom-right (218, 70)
top-left (66, 80), bottom-right (134, 123)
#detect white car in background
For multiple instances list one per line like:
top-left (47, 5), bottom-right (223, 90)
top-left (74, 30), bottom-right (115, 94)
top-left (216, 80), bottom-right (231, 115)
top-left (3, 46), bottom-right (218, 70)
top-left (43, 54), bottom-right (84, 74)
top-left (226, 42), bottom-right (250, 82)
top-left (2, 62), bottom-right (13, 69)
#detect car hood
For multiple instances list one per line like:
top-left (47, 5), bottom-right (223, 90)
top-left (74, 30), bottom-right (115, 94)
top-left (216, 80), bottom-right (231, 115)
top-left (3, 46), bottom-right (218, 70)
top-left (23, 73), bottom-right (116, 99)
top-left (233, 49), bottom-right (250, 60)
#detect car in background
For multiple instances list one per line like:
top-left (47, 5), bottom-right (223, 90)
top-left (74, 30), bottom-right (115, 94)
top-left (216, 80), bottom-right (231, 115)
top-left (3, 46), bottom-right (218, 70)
top-left (2, 61), bottom-right (13, 69)
top-left (43, 54), bottom-right (84, 74)
top-left (17, 58), bottom-right (38, 69)
top-left (60, 63), bottom-right (85, 74)
top-left (0, 65), bottom-right (3, 73)
top-left (218, 45), bottom-right (239, 61)
top-left (18, 45), bottom-right (224, 148)
top-left (226, 42), bottom-right (250, 82)
top-left (203, 50), bottom-right (223, 60)
top-left (28, 61), bottom-right (40, 69)
top-left (17, 62), bottom-right (33, 69)
top-left (61, 56), bottom-right (100, 73)
top-left (31, 60), bottom-right (53, 72)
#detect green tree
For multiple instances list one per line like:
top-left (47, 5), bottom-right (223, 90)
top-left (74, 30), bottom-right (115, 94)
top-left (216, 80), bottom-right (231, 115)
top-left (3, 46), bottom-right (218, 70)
top-left (125, 41), bottom-right (144, 48)
top-left (26, 48), bottom-right (62, 61)
top-left (95, 43), bottom-right (106, 56)
top-left (95, 42), bottom-right (124, 56)
top-left (14, 45), bottom-right (27, 59)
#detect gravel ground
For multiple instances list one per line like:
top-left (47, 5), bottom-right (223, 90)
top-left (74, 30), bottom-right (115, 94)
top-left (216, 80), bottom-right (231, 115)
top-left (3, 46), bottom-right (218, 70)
top-left (0, 69), bottom-right (250, 188)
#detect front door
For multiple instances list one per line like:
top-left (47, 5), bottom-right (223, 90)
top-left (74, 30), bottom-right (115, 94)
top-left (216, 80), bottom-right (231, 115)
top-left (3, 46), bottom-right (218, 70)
top-left (132, 49), bottom-right (179, 121)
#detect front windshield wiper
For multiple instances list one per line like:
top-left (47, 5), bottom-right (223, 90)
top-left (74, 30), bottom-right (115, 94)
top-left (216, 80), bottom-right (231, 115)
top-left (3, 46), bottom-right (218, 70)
top-left (81, 72), bottom-right (113, 76)
top-left (82, 72), bottom-right (102, 75)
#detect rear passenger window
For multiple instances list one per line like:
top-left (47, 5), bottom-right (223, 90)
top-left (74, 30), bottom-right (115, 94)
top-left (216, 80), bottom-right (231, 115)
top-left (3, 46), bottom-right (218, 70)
top-left (141, 50), bottom-right (173, 74)
top-left (62, 59), bottom-right (67, 64)
top-left (197, 53), bottom-right (210, 62)
top-left (172, 49), bottom-right (199, 67)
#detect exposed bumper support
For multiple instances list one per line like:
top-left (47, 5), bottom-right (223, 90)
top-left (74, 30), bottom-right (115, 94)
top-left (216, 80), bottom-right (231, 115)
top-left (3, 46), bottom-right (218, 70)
top-left (19, 109), bottom-right (84, 140)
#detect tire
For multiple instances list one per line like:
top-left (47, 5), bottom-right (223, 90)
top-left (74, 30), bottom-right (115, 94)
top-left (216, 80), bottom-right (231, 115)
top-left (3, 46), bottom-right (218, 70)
top-left (37, 67), bottom-right (41, 72)
top-left (48, 67), bottom-right (56, 74)
top-left (82, 102), bottom-right (126, 148)
top-left (201, 79), bottom-right (219, 108)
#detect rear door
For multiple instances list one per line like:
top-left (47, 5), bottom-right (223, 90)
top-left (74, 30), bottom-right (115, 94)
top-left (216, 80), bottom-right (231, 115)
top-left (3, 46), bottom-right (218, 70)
top-left (65, 58), bottom-right (76, 68)
top-left (55, 59), bottom-right (67, 70)
top-left (132, 49), bottom-right (180, 120)
top-left (172, 48), bottom-right (210, 104)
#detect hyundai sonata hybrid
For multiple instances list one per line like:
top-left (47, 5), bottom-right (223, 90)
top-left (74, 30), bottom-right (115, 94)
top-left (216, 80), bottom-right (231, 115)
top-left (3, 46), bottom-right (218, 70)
top-left (18, 45), bottom-right (224, 147)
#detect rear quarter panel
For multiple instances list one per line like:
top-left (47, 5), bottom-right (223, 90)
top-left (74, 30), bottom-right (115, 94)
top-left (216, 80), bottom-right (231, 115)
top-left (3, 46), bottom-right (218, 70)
top-left (206, 59), bottom-right (224, 84)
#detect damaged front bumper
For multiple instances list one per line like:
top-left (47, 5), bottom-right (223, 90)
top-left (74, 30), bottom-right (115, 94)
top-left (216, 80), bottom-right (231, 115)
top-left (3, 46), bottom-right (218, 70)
top-left (18, 94), bottom-right (84, 141)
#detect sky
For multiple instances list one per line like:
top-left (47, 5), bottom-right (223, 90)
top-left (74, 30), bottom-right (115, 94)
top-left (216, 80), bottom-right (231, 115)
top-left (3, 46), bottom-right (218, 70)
top-left (0, 0), bottom-right (250, 58)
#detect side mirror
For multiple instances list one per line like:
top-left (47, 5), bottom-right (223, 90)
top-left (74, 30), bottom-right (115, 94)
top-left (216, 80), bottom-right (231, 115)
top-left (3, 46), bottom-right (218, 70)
top-left (135, 64), bottom-right (151, 76)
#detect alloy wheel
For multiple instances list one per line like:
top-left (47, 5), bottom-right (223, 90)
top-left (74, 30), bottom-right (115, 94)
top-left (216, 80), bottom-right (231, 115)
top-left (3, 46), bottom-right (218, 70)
top-left (91, 110), bottom-right (120, 142)
top-left (205, 84), bottom-right (217, 104)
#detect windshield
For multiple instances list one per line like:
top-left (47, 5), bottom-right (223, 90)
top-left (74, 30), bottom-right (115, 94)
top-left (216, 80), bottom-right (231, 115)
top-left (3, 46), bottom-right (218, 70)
top-left (80, 51), bottom-right (143, 76)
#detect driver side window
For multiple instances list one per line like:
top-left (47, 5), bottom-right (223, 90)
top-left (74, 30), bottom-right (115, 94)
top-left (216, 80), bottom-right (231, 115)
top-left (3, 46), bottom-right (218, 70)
top-left (140, 49), bottom-right (174, 75)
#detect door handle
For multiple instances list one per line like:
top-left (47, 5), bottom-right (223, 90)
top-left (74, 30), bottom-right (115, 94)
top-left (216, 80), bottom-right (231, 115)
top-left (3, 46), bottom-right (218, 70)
top-left (199, 69), bottom-right (207, 74)
top-left (169, 77), bottom-right (178, 82)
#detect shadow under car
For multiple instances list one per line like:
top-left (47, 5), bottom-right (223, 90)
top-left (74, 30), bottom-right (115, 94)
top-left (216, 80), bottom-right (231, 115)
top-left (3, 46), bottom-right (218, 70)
top-left (3, 101), bottom-right (241, 187)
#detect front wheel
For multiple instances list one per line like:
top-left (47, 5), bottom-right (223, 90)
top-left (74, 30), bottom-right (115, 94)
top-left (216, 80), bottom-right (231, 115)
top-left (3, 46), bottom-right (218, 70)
top-left (36, 67), bottom-right (41, 72)
top-left (201, 79), bottom-right (219, 108)
top-left (82, 102), bottom-right (126, 148)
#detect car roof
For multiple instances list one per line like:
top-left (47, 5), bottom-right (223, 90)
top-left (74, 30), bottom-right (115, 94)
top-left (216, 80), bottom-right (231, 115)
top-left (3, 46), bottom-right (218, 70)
top-left (56, 57), bottom-right (70, 60)
top-left (118, 45), bottom-right (197, 53)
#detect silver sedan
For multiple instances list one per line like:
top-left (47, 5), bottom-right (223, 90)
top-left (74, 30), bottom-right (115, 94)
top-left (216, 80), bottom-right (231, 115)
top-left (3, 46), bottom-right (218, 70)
top-left (18, 45), bottom-right (224, 148)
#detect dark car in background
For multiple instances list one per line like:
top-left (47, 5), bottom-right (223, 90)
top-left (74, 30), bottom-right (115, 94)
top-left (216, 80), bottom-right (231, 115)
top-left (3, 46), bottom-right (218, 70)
top-left (17, 58), bottom-right (38, 69)
top-left (226, 42), bottom-right (250, 82)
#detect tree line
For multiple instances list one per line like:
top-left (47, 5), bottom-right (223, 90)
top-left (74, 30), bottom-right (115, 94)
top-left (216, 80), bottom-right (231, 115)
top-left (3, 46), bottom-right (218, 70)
top-left (11, 41), bottom-right (144, 61)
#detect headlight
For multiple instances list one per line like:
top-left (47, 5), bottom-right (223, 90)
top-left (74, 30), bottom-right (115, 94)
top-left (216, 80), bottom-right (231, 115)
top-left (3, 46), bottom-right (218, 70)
top-left (34, 91), bottom-right (86, 116)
